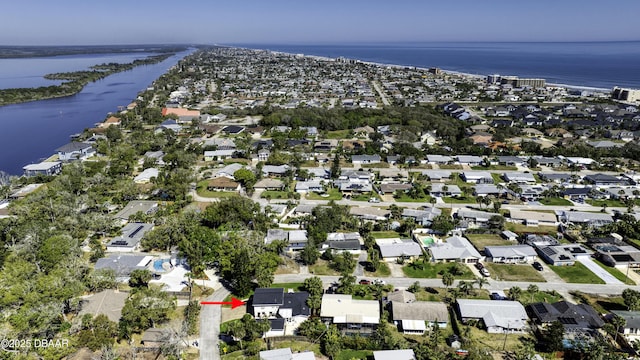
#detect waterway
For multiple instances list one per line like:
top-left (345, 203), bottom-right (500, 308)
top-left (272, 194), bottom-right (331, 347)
top-left (0, 49), bottom-right (193, 175)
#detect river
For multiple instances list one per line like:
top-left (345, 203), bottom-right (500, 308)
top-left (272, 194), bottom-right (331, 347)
top-left (0, 49), bottom-right (194, 175)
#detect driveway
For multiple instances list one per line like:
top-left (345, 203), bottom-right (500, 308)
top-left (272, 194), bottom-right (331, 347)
top-left (576, 257), bottom-right (623, 285)
top-left (200, 287), bottom-right (230, 360)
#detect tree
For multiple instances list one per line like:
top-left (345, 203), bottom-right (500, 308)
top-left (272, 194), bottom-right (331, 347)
top-left (610, 314), bottom-right (626, 344)
top-left (119, 288), bottom-right (176, 336)
top-left (337, 272), bottom-right (356, 295)
top-left (408, 281), bottom-right (421, 293)
top-left (475, 276), bottom-right (488, 290)
top-left (303, 276), bottom-right (324, 315)
top-left (508, 286), bottom-right (522, 301)
top-left (367, 248), bottom-right (380, 272)
top-left (233, 168), bottom-right (256, 190)
top-left (457, 280), bottom-right (473, 296)
top-left (623, 288), bottom-right (640, 310)
top-left (331, 251), bottom-right (356, 273)
top-left (77, 314), bottom-right (118, 351)
top-left (442, 272), bottom-right (454, 289)
top-left (301, 242), bottom-right (320, 265)
top-left (321, 325), bottom-right (342, 359)
top-left (527, 284), bottom-right (539, 302)
top-left (431, 214), bottom-right (454, 235)
top-left (128, 269), bottom-right (152, 289)
top-left (227, 320), bottom-right (246, 349)
top-left (542, 320), bottom-right (565, 352)
top-left (231, 248), bottom-right (254, 297)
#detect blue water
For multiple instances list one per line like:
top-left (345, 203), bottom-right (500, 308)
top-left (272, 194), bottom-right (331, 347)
top-left (0, 49), bottom-right (194, 175)
top-left (153, 259), bottom-right (171, 272)
top-left (232, 42), bottom-right (640, 90)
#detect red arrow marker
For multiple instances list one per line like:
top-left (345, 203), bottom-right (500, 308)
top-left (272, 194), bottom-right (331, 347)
top-left (201, 297), bottom-right (246, 309)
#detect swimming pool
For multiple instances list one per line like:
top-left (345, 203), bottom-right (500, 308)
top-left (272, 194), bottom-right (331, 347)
top-left (153, 259), bottom-right (171, 272)
top-left (417, 236), bottom-right (436, 247)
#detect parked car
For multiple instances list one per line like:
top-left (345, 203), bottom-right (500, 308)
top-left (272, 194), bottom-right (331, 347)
top-left (490, 292), bottom-right (506, 300)
top-left (373, 279), bottom-right (386, 285)
top-left (480, 268), bottom-right (490, 277)
top-left (475, 262), bottom-right (484, 270)
top-left (368, 197), bottom-right (380, 203)
top-left (359, 279), bottom-right (371, 285)
top-left (533, 262), bottom-right (544, 271)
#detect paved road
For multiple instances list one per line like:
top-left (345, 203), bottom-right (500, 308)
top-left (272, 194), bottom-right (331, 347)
top-left (577, 257), bottom-right (624, 285)
top-left (200, 287), bottom-right (230, 360)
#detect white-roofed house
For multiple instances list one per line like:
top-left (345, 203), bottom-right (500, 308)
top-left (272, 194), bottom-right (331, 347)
top-left (23, 161), bottom-right (62, 177)
top-left (320, 294), bottom-right (380, 335)
top-left (373, 349), bottom-right (416, 360)
top-left (509, 209), bottom-right (558, 227)
top-left (134, 168), bottom-right (159, 184)
top-left (460, 171), bottom-right (494, 184)
top-left (429, 235), bottom-right (482, 264)
top-left (456, 299), bottom-right (529, 333)
top-left (484, 245), bottom-right (537, 264)
top-left (502, 172), bottom-right (536, 184)
top-left (375, 238), bottom-right (423, 262)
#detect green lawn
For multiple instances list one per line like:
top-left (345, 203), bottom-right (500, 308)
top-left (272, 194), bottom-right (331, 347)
top-left (549, 262), bottom-right (605, 284)
top-left (351, 192), bottom-right (379, 201)
top-left (491, 173), bottom-right (503, 183)
top-left (592, 259), bottom-right (636, 285)
top-left (370, 231), bottom-right (403, 239)
top-left (394, 194), bottom-right (433, 203)
top-left (438, 164), bottom-right (463, 169)
top-left (261, 190), bottom-right (291, 199)
top-left (365, 261), bottom-right (391, 277)
top-left (308, 259), bottom-right (340, 276)
top-left (586, 199), bottom-right (627, 207)
top-left (337, 350), bottom-right (373, 360)
top-left (196, 180), bottom-right (238, 198)
top-left (539, 197), bottom-right (573, 206)
top-left (305, 188), bottom-right (342, 200)
top-left (325, 130), bottom-right (351, 139)
top-left (465, 233), bottom-right (508, 251)
top-left (505, 223), bottom-right (558, 235)
top-left (403, 262), bottom-right (475, 279)
top-left (471, 165), bottom-right (518, 171)
top-left (361, 162), bottom-right (389, 168)
top-left (442, 196), bottom-right (476, 204)
top-left (484, 263), bottom-right (546, 282)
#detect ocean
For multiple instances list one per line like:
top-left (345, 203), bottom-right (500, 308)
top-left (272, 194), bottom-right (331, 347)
top-left (232, 42), bottom-right (640, 90)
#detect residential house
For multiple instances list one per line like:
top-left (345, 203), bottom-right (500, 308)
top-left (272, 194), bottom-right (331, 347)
top-left (584, 173), bottom-right (630, 186)
top-left (484, 245), bottom-right (537, 264)
top-left (295, 181), bottom-right (324, 194)
top-left (23, 161), bottom-right (62, 177)
top-left (501, 230), bottom-right (519, 241)
top-left (402, 207), bottom-right (442, 227)
top-left (386, 290), bottom-right (416, 304)
top-left (460, 171), bottom-right (493, 184)
top-left (252, 288), bottom-right (310, 337)
top-left (496, 156), bottom-right (527, 167)
top-left (611, 311), bottom-right (640, 343)
top-left (213, 163), bottom-right (246, 179)
top-left (502, 172), bottom-right (536, 184)
top-left (114, 201), bottom-right (158, 223)
top-left (254, 178), bottom-right (285, 191)
top-left (262, 165), bottom-right (290, 177)
top-left (133, 168), bottom-right (159, 184)
top-left (56, 142), bottom-right (95, 161)
top-left (204, 150), bottom-right (236, 162)
top-left (473, 184), bottom-right (504, 198)
top-left (156, 119), bottom-right (182, 133)
top-left (139, 150), bottom-right (166, 166)
top-left (349, 207), bottom-right (391, 222)
top-left (456, 299), bottom-right (529, 333)
top-left (352, 154), bottom-right (381, 165)
top-left (106, 223), bottom-right (154, 252)
top-left (563, 187), bottom-right (593, 201)
top-left (560, 211), bottom-right (613, 228)
top-left (95, 254), bottom-right (153, 281)
top-left (538, 172), bottom-right (572, 183)
top-left (426, 155), bottom-right (453, 165)
top-left (222, 125), bottom-right (245, 134)
top-left (421, 170), bottom-right (452, 182)
top-left (430, 183), bottom-right (462, 197)
top-left (534, 157), bottom-right (565, 168)
top-left (455, 209), bottom-right (501, 229)
top-left (527, 301), bottom-right (604, 331)
top-left (379, 183), bottom-right (413, 195)
top-left (320, 294), bottom-right (379, 335)
top-left (314, 139), bottom-right (338, 152)
top-left (593, 243), bottom-right (640, 268)
top-left (375, 238), bottom-right (423, 262)
top-left (391, 301), bottom-right (449, 335)
top-left (206, 177), bottom-right (241, 192)
top-left (322, 232), bottom-right (362, 254)
top-left (536, 244), bottom-right (592, 266)
top-left (429, 235), bottom-right (482, 264)
top-left (456, 155), bottom-right (484, 166)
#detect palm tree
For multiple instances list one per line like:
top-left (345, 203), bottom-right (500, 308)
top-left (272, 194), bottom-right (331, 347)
top-left (458, 280), bottom-right (474, 296)
top-left (611, 314), bottom-right (626, 344)
top-left (442, 272), bottom-right (454, 289)
top-left (475, 276), bottom-right (489, 289)
top-left (527, 284), bottom-right (539, 302)
top-left (508, 286), bottom-right (522, 301)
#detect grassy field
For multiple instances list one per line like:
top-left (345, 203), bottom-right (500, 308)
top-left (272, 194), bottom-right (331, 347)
top-left (394, 194), bottom-right (433, 203)
top-left (308, 259), bottom-right (340, 276)
top-left (571, 291), bottom-right (627, 313)
top-left (505, 223), bottom-right (558, 235)
top-left (439, 164), bottom-right (463, 169)
top-left (351, 192), bottom-right (379, 201)
top-left (305, 188), bottom-right (342, 200)
top-left (592, 259), bottom-right (635, 285)
top-left (465, 233), bottom-right (508, 251)
top-left (549, 262), bottom-right (605, 284)
top-left (586, 199), bottom-right (628, 207)
top-left (325, 129), bottom-right (351, 139)
top-left (403, 262), bottom-right (475, 279)
top-left (471, 165), bottom-right (518, 171)
top-left (442, 196), bottom-right (476, 204)
top-left (364, 261), bottom-right (391, 277)
top-left (337, 350), bottom-right (373, 360)
top-left (261, 190), bottom-right (291, 199)
top-left (370, 231), bottom-right (404, 239)
top-left (484, 263), bottom-right (546, 282)
top-left (413, 286), bottom-right (491, 302)
top-left (539, 197), bottom-right (573, 206)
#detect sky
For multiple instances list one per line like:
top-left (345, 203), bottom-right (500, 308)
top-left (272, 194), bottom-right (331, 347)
top-left (3, 0), bottom-right (640, 45)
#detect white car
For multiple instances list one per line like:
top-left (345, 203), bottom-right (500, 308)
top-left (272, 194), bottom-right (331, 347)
top-left (480, 268), bottom-right (490, 277)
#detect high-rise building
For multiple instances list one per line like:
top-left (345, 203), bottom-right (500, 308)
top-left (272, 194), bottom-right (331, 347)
top-left (612, 87), bottom-right (640, 102)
